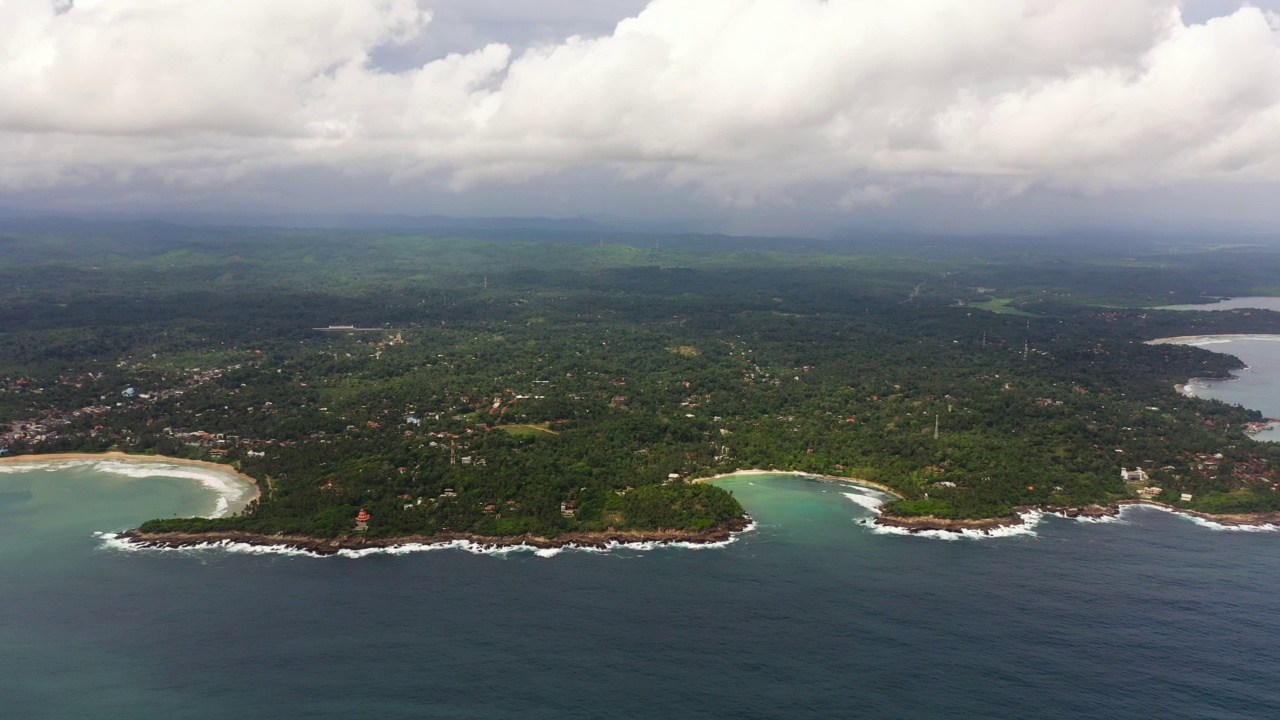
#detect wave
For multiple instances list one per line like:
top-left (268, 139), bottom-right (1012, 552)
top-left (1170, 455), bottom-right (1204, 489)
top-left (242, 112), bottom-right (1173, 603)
top-left (1182, 516), bottom-right (1279, 533)
top-left (1118, 503), bottom-right (1280, 533)
top-left (841, 490), bottom-right (886, 514)
top-left (2, 458), bottom-right (254, 518)
top-left (858, 509), bottom-right (1044, 541)
top-left (1061, 512), bottom-right (1122, 524)
top-left (96, 532), bottom-right (321, 557)
top-left (96, 521), bottom-right (759, 559)
top-left (83, 462), bottom-right (254, 520)
top-left (855, 507), bottom-right (1044, 540)
top-left (859, 503), bottom-right (1277, 541)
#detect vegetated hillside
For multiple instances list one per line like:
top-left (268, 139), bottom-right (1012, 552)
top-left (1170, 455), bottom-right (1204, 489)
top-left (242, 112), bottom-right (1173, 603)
top-left (3, 222), bottom-right (1280, 535)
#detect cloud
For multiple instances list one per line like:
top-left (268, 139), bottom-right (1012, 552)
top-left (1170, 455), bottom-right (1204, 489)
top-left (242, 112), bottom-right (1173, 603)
top-left (2, 0), bottom-right (1280, 211)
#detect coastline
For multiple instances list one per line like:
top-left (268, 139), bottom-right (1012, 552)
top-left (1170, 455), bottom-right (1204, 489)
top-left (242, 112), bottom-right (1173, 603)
top-left (694, 468), bottom-right (905, 499)
top-left (23, 456), bottom-right (1274, 545)
top-left (694, 469), bottom-right (1279, 534)
top-left (1152, 333), bottom-right (1280, 434)
top-left (873, 500), bottom-right (1280, 535)
top-left (1150, 334), bottom-right (1248, 398)
top-left (115, 468), bottom-right (872, 555)
top-left (0, 451), bottom-right (261, 514)
top-left (116, 517), bottom-right (753, 556)
top-left (1147, 333), bottom-right (1280, 345)
top-left (1115, 498), bottom-right (1280, 527)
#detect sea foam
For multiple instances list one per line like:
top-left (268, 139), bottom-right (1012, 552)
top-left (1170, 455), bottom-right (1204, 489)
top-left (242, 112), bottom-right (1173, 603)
top-left (97, 520), bottom-right (759, 559)
top-left (841, 491), bottom-right (886, 514)
top-left (4, 458), bottom-right (254, 518)
top-left (87, 460), bottom-right (253, 519)
top-left (858, 509), bottom-right (1044, 541)
top-left (839, 485), bottom-right (1048, 541)
top-left (859, 503), bottom-right (1279, 541)
top-left (1062, 512), bottom-right (1123, 524)
top-left (1119, 503), bottom-right (1280, 533)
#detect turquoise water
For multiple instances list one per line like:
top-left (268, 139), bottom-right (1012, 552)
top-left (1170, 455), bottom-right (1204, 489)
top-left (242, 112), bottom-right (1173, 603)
top-left (0, 462), bottom-right (239, 716)
top-left (3, 464), bottom-right (1280, 718)
top-left (0, 462), bottom-right (219, 567)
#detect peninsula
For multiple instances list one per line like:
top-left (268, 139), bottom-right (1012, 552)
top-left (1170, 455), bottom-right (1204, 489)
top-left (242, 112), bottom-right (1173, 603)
top-left (5, 222), bottom-right (1280, 542)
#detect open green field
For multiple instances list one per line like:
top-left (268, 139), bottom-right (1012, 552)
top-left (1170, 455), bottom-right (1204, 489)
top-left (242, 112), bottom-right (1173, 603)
top-left (971, 297), bottom-right (1036, 316)
top-left (496, 423), bottom-right (559, 437)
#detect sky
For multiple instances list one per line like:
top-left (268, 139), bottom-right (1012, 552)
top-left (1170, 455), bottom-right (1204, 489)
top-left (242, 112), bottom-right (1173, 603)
top-left (2, 0), bottom-right (1279, 236)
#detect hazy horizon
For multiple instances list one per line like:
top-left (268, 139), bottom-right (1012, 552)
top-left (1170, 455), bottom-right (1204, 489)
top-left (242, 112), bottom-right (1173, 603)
top-left (4, 0), bottom-right (1280, 237)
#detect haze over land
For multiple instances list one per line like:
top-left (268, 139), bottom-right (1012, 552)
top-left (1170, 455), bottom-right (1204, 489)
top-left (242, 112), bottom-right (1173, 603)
top-left (3, 0), bottom-right (1280, 235)
top-left (10, 5), bottom-right (1280, 720)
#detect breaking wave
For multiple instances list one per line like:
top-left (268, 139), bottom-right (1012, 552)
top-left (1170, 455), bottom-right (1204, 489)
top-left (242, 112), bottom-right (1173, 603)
top-left (96, 521), bottom-right (759, 559)
top-left (1061, 512), bottom-right (1123, 524)
top-left (858, 510), bottom-right (1044, 541)
top-left (841, 491), bottom-right (886, 514)
top-left (2, 458), bottom-right (254, 518)
top-left (859, 504), bottom-right (1277, 541)
top-left (1120, 503), bottom-right (1279, 533)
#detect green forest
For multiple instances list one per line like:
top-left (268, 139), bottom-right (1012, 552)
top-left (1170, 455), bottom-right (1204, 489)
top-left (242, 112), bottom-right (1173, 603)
top-left (4, 219), bottom-right (1280, 536)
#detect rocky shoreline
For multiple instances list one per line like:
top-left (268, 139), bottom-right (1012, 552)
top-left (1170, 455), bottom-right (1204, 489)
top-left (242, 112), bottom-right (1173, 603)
top-left (1114, 499), bottom-right (1280, 527)
top-left (873, 512), bottom-right (1028, 533)
top-left (118, 517), bottom-right (754, 555)
top-left (875, 500), bottom-right (1280, 534)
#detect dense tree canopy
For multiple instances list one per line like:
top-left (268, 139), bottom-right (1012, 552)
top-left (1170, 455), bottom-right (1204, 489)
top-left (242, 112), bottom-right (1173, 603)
top-left (4, 221), bottom-right (1280, 535)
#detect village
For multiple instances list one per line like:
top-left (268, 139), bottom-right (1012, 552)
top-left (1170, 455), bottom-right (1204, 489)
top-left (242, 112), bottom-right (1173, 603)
top-left (1, 364), bottom-right (240, 453)
top-left (0, 353), bottom-right (580, 505)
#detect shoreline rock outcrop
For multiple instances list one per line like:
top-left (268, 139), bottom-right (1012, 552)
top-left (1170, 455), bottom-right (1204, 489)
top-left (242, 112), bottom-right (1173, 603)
top-left (120, 517), bottom-right (753, 555)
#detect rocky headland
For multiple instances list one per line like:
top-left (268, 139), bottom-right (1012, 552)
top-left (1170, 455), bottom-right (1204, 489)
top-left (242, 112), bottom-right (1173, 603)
top-left (119, 517), bottom-right (754, 555)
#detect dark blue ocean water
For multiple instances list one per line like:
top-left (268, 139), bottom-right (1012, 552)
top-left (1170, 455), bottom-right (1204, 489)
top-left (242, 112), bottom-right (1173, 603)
top-left (2, 468), bottom-right (1280, 720)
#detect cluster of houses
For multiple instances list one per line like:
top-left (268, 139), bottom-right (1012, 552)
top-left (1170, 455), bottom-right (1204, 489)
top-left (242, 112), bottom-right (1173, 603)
top-left (1121, 457), bottom-right (1280, 503)
top-left (486, 389), bottom-right (546, 416)
top-left (0, 363), bottom-right (246, 453)
top-left (1134, 485), bottom-right (1195, 503)
top-left (1124, 467), bottom-right (1194, 502)
top-left (1184, 451), bottom-right (1278, 488)
top-left (164, 427), bottom-right (238, 446)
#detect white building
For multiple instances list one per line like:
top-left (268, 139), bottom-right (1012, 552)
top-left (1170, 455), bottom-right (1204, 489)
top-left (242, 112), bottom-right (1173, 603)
top-left (1120, 467), bottom-right (1149, 483)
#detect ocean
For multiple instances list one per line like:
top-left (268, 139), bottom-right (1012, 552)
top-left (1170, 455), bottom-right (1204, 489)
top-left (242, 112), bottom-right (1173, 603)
top-left (1160, 297), bottom-right (1280, 313)
top-left (3, 458), bottom-right (1280, 719)
top-left (1153, 296), bottom-right (1280, 442)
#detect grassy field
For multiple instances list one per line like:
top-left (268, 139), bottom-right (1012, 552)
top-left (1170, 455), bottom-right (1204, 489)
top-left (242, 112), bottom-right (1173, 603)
top-left (495, 423), bottom-right (559, 437)
top-left (971, 298), bottom-right (1036, 316)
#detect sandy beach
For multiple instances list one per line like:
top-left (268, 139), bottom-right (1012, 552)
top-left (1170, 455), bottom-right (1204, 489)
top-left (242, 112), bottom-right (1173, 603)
top-left (1147, 333), bottom-right (1280, 345)
top-left (699, 469), bottom-right (1280, 534)
top-left (0, 451), bottom-right (261, 513)
top-left (695, 468), bottom-right (904, 499)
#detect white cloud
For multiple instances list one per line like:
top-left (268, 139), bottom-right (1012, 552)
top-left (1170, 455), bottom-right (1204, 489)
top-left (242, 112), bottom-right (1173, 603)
top-left (2, 0), bottom-right (1280, 211)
